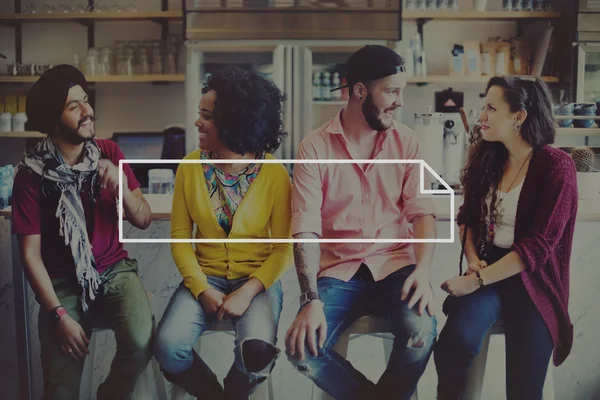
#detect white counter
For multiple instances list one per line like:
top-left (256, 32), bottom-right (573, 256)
top-left (2, 194), bottom-right (600, 222)
top-left (1, 196), bottom-right (600, 399)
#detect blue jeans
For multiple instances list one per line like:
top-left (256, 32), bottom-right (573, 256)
top-left (434, 247), bottom-right (554, 400)
top-left (287, 264), bottom-right (437, 400)
top-left (154, 276), bottom-right (283, 399)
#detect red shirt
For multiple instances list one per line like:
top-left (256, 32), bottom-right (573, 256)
top-left (11, 139), bottom-right (140, 278)
top-left (458, 145), bottom-right (577, 367)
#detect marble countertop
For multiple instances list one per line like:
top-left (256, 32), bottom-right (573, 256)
top-left (1, 194), bottom-right (600, 222)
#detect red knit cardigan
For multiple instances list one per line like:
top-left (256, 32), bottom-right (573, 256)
top-left (457, 145), bottom-right (578, 366)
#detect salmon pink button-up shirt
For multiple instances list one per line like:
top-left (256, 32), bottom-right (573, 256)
top-left (292, 109), bottom-right (437, 282)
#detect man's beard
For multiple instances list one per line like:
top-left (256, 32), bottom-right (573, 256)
top-left (57, 116), bottom-right (96, 145)
top-left (362, 93), bottom-right (392, 131)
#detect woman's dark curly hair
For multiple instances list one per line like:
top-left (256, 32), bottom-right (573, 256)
top-left (202, 66), bottom-right (287, 155)
top-left (461, 76), bottom-right (556, 255)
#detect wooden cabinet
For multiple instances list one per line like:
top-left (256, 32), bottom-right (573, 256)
top-left (577, 1), bottom-right (600, 41)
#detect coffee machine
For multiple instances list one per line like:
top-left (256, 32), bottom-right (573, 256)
top-left (435, 88), bottom-right (468, 189)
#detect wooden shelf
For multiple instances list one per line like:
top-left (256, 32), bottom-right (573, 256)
top-left (86, 75), bottom-right (184, 82)
top-left (407, 75), bottom-right (559, 84)
top-left (402, 11), bottom-right (561, 20)
top-left (0, 131), bottom-right (45, 138)
top-left (0, 11), bottom-right (182, 22)
top-left (186, 8), bottom-right (559, 19)
top-left (0, 74), bottom-right (185, 83)
top-left (0, 130), bottom-right (149, 138)
top-left (6, 75), bottom-right (556, 85)
top-left (556, 128), bottom-right (600, 136)
top-left (555, 115), bottom-right (600, 120)
top-left (313, 100), bottom-right (346, 105)
top-left (187, 6), bottom-right (395, 12)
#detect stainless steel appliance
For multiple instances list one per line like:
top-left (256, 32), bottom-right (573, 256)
top-left (435, 88), bottom-right (468, 189)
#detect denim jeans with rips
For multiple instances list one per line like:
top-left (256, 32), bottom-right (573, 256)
top-left (287, 264), bottom-right (437, 400)
top-left (154, 276), bottom-right (283, 399)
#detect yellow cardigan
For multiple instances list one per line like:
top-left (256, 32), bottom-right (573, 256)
top-left (170, 149), bottom-right (293, 298)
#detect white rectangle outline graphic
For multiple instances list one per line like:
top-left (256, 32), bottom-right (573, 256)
top-left (119, 159), bottom-right (455, 244)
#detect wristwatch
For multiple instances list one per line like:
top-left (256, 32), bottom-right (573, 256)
top-left (475, 271), bottom-right (485, 287)
top-left (299, 290), bottom-right (320, 309)
top-left (48, 306), bottom-right (68, 326)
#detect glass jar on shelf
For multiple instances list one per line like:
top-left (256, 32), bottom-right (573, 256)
top-left (100, 47), bottom-right (114, 75)
top-left (151, 46), bottom-right (163, 75)
top-left (138, 48), bottom-right (150, 75)
top-left (72, 52), bottom-right (81, 71)
top-left (446, 0), bottom-right (458, 10)
top-left (425, 0), bottom-right (437, 10)
top-left (85, 48), bottom-right (98, 76)
top-left (164, 50), bottom-right (177, 75)
top-left (124, 2), bottom-right (138, 12)
top-left (177, 44), bottom-right (186, 74)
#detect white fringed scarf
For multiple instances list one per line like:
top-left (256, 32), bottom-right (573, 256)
top-left (20, 137), bottom-right (102, 312)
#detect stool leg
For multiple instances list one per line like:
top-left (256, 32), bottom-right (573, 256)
top-left (310, 379), bottom-right (328, 400)
top-left (382, 334), bottom-right (393, 363)
top-left (81, 333), bottom-right (97, 398)
top-left (333, 331), bottom-right (350, 357)
top-left (542, 363), bottom-right (555, 400)
top-left (170, 379), bottom-right (187, 400)
top-left (168, 349), bottom-right (191, 400)
top-left (132, 363), bottom-right (153, 400)
top-left (152, 356), bottom-right (168, 400)
top-left (462, 330), bottom-right (492, 400)
top-left (251, 376), bottom-right (269, 400)
top-left (268, 375), bottom-right (275, 400)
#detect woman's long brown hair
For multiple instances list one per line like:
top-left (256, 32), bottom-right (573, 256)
top-left (460, 76), bottom-right (557, 256)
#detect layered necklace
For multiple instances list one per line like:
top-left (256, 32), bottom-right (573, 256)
top-left (482, 148), bottom-right (533, 254)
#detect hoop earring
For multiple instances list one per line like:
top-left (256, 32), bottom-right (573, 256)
top-left (514, 122), bottom-right (521, 132)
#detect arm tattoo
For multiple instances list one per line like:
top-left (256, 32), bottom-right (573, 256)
top-left (293, 233), bottom-right (320, 294)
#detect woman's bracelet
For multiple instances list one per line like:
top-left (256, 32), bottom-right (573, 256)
top-left (133, 199), bottom-right (144, 216)
top-left (125, 199), bottom-right (143, 217)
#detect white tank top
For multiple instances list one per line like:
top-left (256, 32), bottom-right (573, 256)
top-left (485, 180), bottom-right (524, 249)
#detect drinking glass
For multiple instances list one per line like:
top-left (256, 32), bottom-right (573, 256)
top-left (72, 4), bottom-right (87, 13)
top-left (39, 3), bottom-right (56, 13)
top-left (164, 51), bottom-right (177, 75)
top-left (23, 1), bottom-right (38, 13)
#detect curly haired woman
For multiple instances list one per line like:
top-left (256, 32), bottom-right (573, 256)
top-left (434, 76), bottom-right (578, 400)
top-left (154, 67), bottom-right (293, 399)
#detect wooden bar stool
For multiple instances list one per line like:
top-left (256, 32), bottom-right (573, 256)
top-left (311, 315), bottom-right (420, 400)
top-left (170, 319), bottom-right (275, 400)
top-left (462, 319), bottom-right (555, 400)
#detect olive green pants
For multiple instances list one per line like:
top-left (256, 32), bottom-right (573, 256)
top-left (38, 258), bottom-right (153, 400)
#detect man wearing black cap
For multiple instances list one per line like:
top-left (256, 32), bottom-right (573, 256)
top-left (286, 45), bottom-right (438, 399)
top-left (11, 65), bottom-right (154, 399)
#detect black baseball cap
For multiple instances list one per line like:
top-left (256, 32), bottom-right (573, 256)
top-left (330, 45), bottom-right (406, 92)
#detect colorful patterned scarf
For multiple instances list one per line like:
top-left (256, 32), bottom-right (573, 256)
top-left (201, 150), bottom-right (263, 234)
